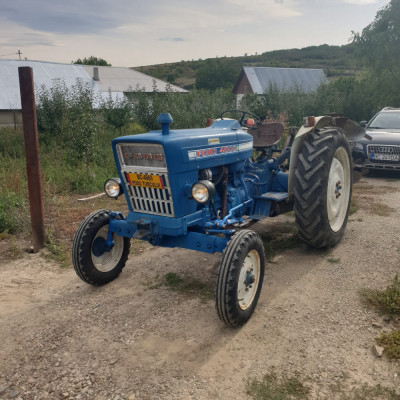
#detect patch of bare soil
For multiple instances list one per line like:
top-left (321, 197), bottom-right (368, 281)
top-left (0, 173), bottom-right (400, 399)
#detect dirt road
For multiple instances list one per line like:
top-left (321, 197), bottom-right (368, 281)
top-left (0, 173), bottom-right (399, 400)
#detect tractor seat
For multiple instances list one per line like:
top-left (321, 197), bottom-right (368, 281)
top-left (249, 122), bottom-right (284, 148)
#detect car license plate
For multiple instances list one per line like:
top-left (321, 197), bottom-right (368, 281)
top-left (371, 153), bottom-right (400, 161)
top-left (126, 173), bottom-right (164, 189)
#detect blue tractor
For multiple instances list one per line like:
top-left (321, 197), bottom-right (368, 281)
top-left (72, 110), bottom-right (362, 327)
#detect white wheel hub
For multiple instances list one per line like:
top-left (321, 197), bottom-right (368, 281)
top-left (91, 226), bottom-right (124, 272)
top-left (327, 147), bottom-right (351, 232)
top-left (237, 249), bottom-right (261, 310)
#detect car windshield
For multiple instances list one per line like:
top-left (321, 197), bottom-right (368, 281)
top-left (368, 112), bottom-right (400, 129)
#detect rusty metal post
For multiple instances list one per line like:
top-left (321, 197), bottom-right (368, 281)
top-left (18, 66), bottom-right (45, 252)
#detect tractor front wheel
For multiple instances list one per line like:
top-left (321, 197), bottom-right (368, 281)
top-left (72, 209), bottom-right (130, 285)
top-left (215, 230), bottom-right (265, 327)
top-left (293, 129), bottom-right (352, 248)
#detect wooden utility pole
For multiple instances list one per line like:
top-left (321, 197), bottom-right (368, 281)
top-left (18, 66), bottom-right (45, 252)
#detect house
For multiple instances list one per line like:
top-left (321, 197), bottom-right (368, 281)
top-left (0, 60), bottom-right (187, 127)
top-left (232, 66), bottom-right (329, 105)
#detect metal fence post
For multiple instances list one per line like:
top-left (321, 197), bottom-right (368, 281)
top-left (18, 66), bottom-right (45, 252)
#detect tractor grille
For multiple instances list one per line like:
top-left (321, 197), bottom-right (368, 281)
top-left (116, 143), bottom-right (175, 217)
top-left (367, 144), bottom-right (400, 165)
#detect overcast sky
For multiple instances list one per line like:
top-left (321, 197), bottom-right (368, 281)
top-left (0, 0), bottom-right (389, 67)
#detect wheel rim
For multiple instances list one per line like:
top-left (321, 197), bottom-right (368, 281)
top-left (327, 147), bottom-right (351, 232)
top-left (91, 226), bottom-right (124, 272)
top-left (237, 249), bottom-right (261, 310)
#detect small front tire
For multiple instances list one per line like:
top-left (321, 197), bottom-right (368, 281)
top-left (215, 230), bottom-right (265, 327)
top-left (72, 209), bottom-right (130, 286)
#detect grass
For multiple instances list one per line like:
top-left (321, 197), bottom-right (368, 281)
top-left (5, 235), bottom-right (23, 258)
top-left (246, 373), bottom-right (309, 400)
top-left (327, 257), bottom-right (341, 264)
top-left (331, 382), bottom-right (400, 400)
top-left (368, 202), bottom-right (393, 217)
top-left (359, 275), bottom-right (400, 316)
top-left (349, 196), bottom-right (359, 215)
top-left (261, 223), bottom-right (303, 262)
top-left (247, 372), bottom-right (400, 400)
top-left (376, 331), bottom-right (400, 360)
top-left (44, 226), bottom-right (69, 267)
top-left (162, 272), bottom-right (214, 301)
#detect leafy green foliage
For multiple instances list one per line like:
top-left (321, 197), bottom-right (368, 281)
top-left (72, 56), bottom-right (111, 66)
top-left (36, 80), bottom-right (100, 174)
top-left (0, 189), bottom-right (28, 234)
top-left (352, 0), bottom-right (400, 110)
top-left (101, 91), bottom-right (133, 133)
top-left (195, 59), bottom-right (239, 91)
top-left (129, 85), bottom-right (236, 131)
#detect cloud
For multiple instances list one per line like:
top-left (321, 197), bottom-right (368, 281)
top-left (342, 0), bottom-right (380, 3)
top-left (0, 0), bottom-right (155, 34)
top-left (158, 37), bottom-right (185, 42)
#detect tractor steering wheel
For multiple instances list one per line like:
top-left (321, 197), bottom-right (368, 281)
top-left (219, 109), bottom-right (262, 129)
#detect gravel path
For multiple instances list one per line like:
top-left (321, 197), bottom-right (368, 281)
top-left (0, 174), bottom-right (399, 400)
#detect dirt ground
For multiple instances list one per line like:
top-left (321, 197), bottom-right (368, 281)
top-left (0, 172), bottom-right (400, 400)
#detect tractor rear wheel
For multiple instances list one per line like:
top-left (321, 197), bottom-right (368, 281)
top-left (72, 209), bottom-right (130, 285)
top-left (293, 129), bottom-right (352, 248)
top-left (215, 230), bottom-right (265, 327)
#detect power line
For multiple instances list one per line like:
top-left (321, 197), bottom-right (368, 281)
top-left (0, 50), bottom-right (22, 58)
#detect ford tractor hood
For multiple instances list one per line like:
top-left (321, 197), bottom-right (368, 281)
top-left (112, 119), bottom-right (254, 173)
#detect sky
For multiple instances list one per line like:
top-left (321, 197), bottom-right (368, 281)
top-left (0, 0), bottom-right (389, 68)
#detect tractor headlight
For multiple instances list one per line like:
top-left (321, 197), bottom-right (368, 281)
top-left (191, 180), bottom-right (215, 203)
top-left (104, 178), bottom-right (123, 198)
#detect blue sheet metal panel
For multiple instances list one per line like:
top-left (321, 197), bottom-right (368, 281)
top-left (112, 120), bottom-right (254, 174)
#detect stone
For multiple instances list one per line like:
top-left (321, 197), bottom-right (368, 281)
top-left (9, 390), bottom-right (21, 398)
top-left (372, 322), bottom-right (382, 328)
top-left (0, 385), bottom-right (8, 395)
top-left (373, 344), bottom-right (384, 357)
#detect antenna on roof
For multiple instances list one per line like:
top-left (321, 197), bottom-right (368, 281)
top-left (17, 50), bottom-right (22, 60)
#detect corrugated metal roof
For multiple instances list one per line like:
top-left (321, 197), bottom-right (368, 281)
top-left (243, 66), bottom-right (328, 94)
top-left (0, 60), bottom-right (187, 110)
top-left (84, 66), bottom-right (187, 93)
top-left (0, 60), bottom-right (99, 110)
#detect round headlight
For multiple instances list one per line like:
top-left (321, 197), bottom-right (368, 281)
top-left (104, 178), bottom-right (122, 198)
top-left (191, 180), bottom-right (215, 204)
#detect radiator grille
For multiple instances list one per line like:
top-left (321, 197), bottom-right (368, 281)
top-left (116, 143), bottom-right (174, 217)
top-left (367, 144), bottom-right (400, 165)
top-left (124, 170), bottom-right (174, 217)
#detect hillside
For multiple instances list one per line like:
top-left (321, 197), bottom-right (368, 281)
top-left (133, 43), bottom-right (360, 90)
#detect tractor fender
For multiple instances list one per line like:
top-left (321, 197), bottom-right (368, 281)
top-left (288, 116), bottom-right (336, 199)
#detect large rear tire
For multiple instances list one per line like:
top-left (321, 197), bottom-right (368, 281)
top-left (72, 210), bottom-right (130, 285)
top-left (293, 129), bottom-right (352, 248)
top-left (215, 230), bottom-right (265, 327)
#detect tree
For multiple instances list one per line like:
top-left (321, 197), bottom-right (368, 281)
top-left (352, 0), bottom-right (400, 109)
top-left (195, 59), bottom-right (239, 91)
top-left (72, 56), bottom-right (111, 66)
top-left (353, 0), bottom-right (400, 75)
top-left (101, 91), bottom-right (133, 133)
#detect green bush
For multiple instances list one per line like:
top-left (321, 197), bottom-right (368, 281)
top-left (0, 190), bottom-right (28, 234)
